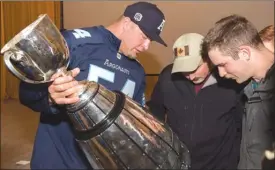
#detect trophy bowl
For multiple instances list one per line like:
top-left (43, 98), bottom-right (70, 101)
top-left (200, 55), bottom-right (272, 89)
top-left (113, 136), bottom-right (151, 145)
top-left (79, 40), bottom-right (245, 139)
top-left (0, 14), bottom-right (70, 84)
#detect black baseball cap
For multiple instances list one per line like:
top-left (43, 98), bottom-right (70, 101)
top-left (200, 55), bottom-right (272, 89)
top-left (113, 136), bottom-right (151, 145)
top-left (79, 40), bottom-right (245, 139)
top-left (123, 2), bottom-right (167, 47)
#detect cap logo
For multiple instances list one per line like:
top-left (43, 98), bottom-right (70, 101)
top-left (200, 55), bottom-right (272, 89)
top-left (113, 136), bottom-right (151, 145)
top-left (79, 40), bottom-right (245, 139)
top-left (134, 13), bottom-right (142, 21)
top-left (174, 45), bottom-right (189, 57)
top-left (157, 19), bottom-right (165, 32)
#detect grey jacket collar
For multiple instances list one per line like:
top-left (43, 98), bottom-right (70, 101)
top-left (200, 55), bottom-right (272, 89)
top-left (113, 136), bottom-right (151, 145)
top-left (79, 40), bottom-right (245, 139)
top-left (202, 74), bottom-right (217, 89)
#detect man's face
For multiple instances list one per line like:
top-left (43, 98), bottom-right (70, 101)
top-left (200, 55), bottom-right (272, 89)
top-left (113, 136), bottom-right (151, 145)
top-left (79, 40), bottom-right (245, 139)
top-left (208, 48), bottom-right (253, 84)
top-left (121, 20), bottom-right (151, 59)
top-left (182, 61), bottom-right (210, 84)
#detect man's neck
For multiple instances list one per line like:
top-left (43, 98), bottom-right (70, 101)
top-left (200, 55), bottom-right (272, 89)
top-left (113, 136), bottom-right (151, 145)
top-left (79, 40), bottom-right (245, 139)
top-left (105, 23), bottom-right (121, 38)
top-left (252, 49), bottom-right (274, 82)
top-left (105, 23), bottom-right (125, 54)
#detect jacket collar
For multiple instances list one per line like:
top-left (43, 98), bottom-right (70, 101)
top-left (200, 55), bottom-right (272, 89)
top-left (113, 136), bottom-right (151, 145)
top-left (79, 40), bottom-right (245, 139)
top-left (202, 74), bottom-right (217, 89)
top-left (172, 71), bottom-right (217, 98)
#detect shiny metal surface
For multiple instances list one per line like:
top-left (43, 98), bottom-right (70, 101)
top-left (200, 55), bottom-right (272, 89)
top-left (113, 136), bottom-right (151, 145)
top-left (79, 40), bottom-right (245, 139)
top-left (66, 82), bottom-right (191, 169)
top-left (1, 14), bottom-right (191, 169)
top-left (0, 14), bottom-right (69, 84)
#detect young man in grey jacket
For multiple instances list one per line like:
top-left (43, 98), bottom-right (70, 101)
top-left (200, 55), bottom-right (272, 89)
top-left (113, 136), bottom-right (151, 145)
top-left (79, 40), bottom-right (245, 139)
top-left (202, 15), bottom-right (275, 169)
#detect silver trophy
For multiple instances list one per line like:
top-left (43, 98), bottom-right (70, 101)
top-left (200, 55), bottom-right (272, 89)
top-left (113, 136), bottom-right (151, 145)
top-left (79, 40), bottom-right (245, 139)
top-left (1, 14), bottom-right (191, 169)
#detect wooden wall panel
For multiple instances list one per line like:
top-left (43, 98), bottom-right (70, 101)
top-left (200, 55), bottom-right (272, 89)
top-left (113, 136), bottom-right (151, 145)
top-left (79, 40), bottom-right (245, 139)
top-left (1, 1), bottom-right (61, 100)
top-left (145, 76), bottom-right (159, 101)
top-left (1, 1), bottom-right (7, 100)
top-left (63, 1), bottom-right (274, 74)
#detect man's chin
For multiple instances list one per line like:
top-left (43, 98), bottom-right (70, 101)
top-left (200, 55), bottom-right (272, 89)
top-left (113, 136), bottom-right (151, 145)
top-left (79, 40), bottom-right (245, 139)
top-left (234, 77), bottom-right (248, 84)
top-left (192, 79), bottom-right (205, 84)
top-left (225, 76), bottom-right (238, 81)
top-left (127, 54), bottom-right (137, 59)
top-left (224, 76), bottom-right (246, 84)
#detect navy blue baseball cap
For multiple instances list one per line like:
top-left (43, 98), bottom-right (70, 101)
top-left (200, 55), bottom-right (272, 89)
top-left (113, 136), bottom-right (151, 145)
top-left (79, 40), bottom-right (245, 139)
top-left (124, 2), bottom-right (167, 47)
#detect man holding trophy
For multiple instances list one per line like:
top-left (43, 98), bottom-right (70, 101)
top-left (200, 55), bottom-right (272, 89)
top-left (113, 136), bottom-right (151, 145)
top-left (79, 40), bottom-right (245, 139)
top-left (2, 2), bottom-right (191, 170)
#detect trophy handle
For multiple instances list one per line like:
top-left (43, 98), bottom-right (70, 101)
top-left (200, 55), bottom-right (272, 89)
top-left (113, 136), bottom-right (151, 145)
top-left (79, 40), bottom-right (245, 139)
top-left (3, 51), bottom-right (44, 84)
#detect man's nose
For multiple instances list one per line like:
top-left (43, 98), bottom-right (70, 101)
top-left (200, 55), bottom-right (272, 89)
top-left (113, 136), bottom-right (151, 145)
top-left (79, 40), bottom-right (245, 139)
top-left (189, 74), bottom-right (196, 80)
top-left (186, 74), bottom-right (195, 80)
top-left (142, 39), bottom-right (150, 51)
top-left (218, 67), bottom-right (227, 77)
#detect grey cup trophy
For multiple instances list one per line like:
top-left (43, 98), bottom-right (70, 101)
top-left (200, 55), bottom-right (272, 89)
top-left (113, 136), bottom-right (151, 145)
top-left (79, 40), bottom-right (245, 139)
top-left (1, 14), bottom-right (191, 169)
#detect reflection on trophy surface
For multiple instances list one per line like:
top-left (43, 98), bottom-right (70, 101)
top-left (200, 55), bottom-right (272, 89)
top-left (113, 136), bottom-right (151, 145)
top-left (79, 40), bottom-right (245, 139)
top-left (1, 14), bottom-right (69, 84)
top-left (1, 14), bottom-right (191, 169)
top-left (67, 83), bottom-right (191, 169)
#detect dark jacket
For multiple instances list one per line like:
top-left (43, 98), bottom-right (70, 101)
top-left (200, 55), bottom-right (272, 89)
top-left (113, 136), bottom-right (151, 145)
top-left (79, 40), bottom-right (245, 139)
top-left (147, 64), bottom-right (244, 169)
top-left (238, 63), bottom-right (275, 170)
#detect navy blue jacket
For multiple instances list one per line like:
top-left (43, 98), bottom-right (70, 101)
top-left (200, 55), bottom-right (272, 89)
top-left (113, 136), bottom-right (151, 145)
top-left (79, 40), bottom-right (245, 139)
top-left (19, 26), bottom-right (146, 169)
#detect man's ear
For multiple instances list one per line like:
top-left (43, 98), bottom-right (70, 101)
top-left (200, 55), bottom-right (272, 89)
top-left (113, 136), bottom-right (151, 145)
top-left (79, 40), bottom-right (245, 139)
top-left (122, 17), bottom-right (132, 31)
top-left (238, 45), bottom-right (251, 61)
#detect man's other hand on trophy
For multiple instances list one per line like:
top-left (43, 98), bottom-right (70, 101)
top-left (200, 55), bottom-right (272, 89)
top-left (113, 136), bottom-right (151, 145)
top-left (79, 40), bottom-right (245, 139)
top-left (48, 67), bottom-right (81, 105)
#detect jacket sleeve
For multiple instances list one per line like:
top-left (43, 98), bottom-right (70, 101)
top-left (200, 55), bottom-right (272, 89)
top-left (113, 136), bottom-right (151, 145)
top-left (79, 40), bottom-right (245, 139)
top-left (146, 73), bottom-right (166, 122)
top-left (19, 82), bottom-right (61, 114)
